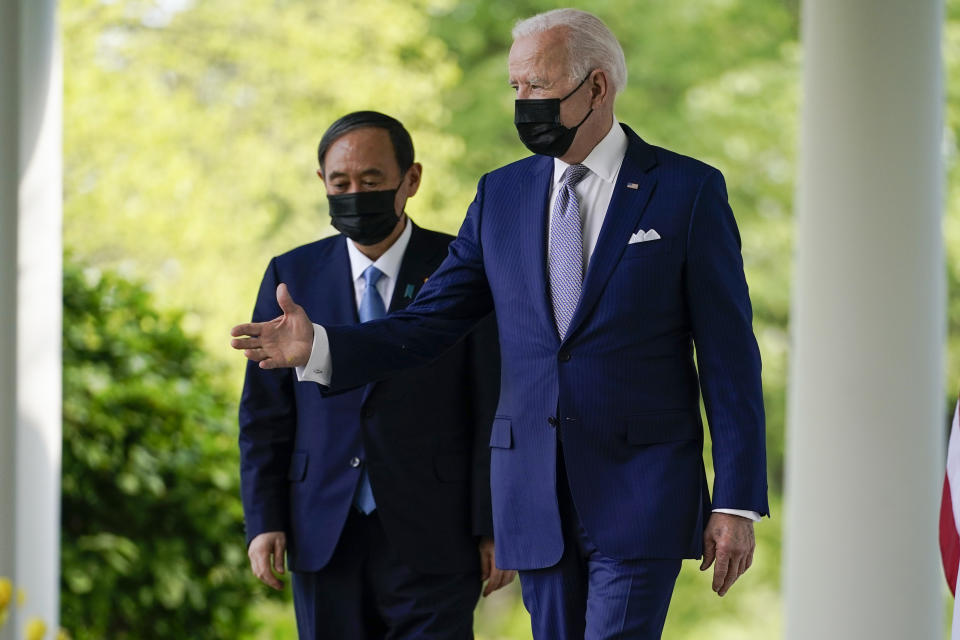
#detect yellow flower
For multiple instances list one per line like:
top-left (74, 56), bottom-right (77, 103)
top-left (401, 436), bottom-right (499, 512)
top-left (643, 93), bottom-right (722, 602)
top-left (0, 577), bottom-right (11, 610)
top-left (25, 617), bottom-right (46, 640)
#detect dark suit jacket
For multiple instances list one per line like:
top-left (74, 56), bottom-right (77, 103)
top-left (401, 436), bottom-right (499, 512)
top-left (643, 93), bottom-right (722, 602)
top-left (239, 222), bottom-right (499, 574)
top-left (321, 125), bottom-right (769, 571)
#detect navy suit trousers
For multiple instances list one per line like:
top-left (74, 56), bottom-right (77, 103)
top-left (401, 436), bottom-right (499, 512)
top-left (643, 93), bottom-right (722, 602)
top-left (291, 509), bottom-right (481, 640)
top-left (518, 445), bottom-right (682, 639)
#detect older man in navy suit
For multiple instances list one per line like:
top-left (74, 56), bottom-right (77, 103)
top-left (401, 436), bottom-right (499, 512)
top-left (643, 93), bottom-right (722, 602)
top-left (239, 111), bottom-right (513, 640)
top-left (233, 10), bottom-right (768, 640)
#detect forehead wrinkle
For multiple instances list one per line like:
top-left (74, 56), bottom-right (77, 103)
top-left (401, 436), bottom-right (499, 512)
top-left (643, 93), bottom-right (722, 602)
top-left (509, 29), bottom-right (571, 88)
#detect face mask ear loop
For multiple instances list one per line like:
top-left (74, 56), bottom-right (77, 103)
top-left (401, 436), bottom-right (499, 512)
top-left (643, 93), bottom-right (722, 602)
top-left (571, 107), bottom-right (593, 130)
top-left (559, 72), bottom-right (593, 102)
top-left (559, 72), bottom-right (595, 131)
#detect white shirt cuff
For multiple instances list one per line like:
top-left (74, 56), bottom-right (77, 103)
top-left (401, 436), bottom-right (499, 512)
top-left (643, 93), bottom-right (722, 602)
top-left (712, 508), bottom-right (761, 522)
top-left (295, 323), bottom-right (332, 385)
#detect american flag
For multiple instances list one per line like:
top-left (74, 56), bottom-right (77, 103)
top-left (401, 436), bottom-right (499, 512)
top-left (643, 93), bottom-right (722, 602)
top-left (940, 396), bottom-right (960, 638)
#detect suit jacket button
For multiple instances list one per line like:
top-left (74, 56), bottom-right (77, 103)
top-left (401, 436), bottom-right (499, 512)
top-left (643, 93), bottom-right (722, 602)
top-left (547, 417), bottom-right (558, 427)
top-left (558, 351), bottom-right (571, 362)
top-left (349, 457), bottom-right (361, 468)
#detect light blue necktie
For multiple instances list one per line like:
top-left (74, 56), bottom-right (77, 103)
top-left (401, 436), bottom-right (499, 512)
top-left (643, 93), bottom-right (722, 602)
top-left (354, 265), bottom-right (385, 514)
top-left (549, 163), bottom-right (590, 339)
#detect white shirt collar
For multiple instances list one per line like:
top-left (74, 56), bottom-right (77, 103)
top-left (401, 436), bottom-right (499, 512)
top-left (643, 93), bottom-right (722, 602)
top-left (345, 217), bottom-right (412, 283)
top-left (553, 116), bottom-right (628, 185)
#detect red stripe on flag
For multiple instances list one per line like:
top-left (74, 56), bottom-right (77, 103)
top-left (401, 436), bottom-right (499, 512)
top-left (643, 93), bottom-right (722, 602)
top-left (941, 472), bottom-right (960, 595)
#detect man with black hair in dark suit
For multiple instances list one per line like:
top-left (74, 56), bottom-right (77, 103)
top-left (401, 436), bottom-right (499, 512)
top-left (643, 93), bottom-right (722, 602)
top-left (238, 111), bottom-right (514, 640)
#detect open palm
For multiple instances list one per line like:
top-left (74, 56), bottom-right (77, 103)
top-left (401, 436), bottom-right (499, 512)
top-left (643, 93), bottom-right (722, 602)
top-left (230, 283), bottom-right (314, 369)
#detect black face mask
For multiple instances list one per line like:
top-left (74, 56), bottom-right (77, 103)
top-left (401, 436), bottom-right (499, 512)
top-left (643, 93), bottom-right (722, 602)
top-left (514, 74), bottom-right (594, 157)
top-left (327, 186), bottom-right (401, 246)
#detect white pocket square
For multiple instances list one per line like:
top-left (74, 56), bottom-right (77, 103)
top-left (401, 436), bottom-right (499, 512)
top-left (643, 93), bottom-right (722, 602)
top-left (628, 229), bottom-right (661, 244)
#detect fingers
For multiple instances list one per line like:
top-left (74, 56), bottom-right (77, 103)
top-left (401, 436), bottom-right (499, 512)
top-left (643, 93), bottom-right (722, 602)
top-left (248, 533), bottom-right (285, 590)
top-left (711, 552), bottom-right (729, 594)
top-left (715, 546), bottom-right (755, 596)
top-left (273, 536), bottom-right (286, 574)
top-left (482, 568), bottom-right (516, 597)
top-left (479, 549), bottom-right (491, 582)
top-left (231, 323), bottom-right (262, 338)
top-left (702, 513), bottom-right (756, 597)
top-left (718, 554), bottom-right (750, 596)
top-left (249, 547), bottom-right (283, 590)
top-left (700, 535), bottom-right (716, 571)
top-left (276, 283), bottom-right (300, 315)
top-left (231, 336), bottom-right (261, 350)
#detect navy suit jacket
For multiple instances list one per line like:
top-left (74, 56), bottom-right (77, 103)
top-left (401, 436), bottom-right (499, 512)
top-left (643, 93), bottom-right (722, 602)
top-left (239, 223), bottom-right (499, 574)
top-left (322, 125), bottom-right (769, 571)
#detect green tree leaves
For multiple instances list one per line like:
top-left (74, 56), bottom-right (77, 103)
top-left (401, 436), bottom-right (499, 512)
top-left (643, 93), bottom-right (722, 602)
top-left (61, 260), bottom-right (259, 639)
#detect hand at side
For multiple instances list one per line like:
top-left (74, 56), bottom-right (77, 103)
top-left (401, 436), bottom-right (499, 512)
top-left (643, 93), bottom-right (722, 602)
top-left (478, 537), bottom-right (516, 597)
top-left (248, 531), bottom-right (287, 590)
top-left (700, 512), bottom-right (755, 597)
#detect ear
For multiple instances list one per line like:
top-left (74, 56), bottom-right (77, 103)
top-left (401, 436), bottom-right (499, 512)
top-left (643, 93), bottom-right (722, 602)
top-left (589, 69), bottom-right (610, 108)
top-left (316, 168), bottom-right (325, 181)
top-left (404, 162), bottom-right (423, 198)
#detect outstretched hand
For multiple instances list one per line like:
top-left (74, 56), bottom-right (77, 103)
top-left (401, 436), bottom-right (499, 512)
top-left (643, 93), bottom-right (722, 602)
top-left (700, 512), bottom-right (755, 597)
top-left (231, 283), bottom-right (314, 369)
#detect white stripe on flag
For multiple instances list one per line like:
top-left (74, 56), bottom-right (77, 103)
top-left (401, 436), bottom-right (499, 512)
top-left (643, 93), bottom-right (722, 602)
top-left (949, 402), bottom-right (960, 640)
top-left (954, 590), bottom-right (960, 640)
top-left (949, 404), bottom-right (960, 538)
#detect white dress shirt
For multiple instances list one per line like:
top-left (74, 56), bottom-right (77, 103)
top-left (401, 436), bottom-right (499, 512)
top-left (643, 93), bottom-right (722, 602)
top-left (295, 219), bottom-right (411, 384)
top-left (298, 126), bottom-right (760, 522)
top-left (549, 116), bottom-right (628, 270)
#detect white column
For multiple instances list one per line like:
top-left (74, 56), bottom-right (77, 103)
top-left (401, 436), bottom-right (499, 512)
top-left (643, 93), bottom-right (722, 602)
top-left (785, 1), bottom-right (944, 639)
top-left (0, 1), bottom-right (63, 639)
top-left (0, 2), bottom-right (21, 635)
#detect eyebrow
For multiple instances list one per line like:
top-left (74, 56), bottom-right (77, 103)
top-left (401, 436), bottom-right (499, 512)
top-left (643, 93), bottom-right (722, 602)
top-left (326, 168), bottom-right (386, 180)
top-left (509, 75), bottom-right (552, 87)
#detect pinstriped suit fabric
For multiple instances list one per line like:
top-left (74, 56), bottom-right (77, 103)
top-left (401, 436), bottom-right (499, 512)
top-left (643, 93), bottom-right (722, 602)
top-left (324, 124), bottom-right (768, 572)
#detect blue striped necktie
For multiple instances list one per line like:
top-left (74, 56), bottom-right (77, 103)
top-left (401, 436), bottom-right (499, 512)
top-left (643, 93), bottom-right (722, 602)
top-left (354, 265), bottom-right (385, 514)
top-left (549, 163), bottom-right (591, 340)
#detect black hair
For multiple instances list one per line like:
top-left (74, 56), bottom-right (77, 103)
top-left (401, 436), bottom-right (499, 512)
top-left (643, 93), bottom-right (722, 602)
top-left (316, 111), bottom-right (415, 174)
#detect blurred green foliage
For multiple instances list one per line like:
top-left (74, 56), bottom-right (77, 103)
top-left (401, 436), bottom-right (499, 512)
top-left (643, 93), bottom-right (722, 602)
top-left (61, 259), bottom-right (263, 639)
top-left (58, 0), bottom-right (960, 637)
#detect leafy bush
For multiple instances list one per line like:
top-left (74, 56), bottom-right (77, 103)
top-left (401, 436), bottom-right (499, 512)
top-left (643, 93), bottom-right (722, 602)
top-left (60, 259), bottom-right (258, 639)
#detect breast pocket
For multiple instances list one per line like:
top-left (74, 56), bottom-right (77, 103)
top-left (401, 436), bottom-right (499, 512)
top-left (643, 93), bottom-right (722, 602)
top-left (621, 238), bottom-right (674, 260)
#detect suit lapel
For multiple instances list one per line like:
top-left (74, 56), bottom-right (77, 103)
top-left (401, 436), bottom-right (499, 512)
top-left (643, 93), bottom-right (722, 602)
top-left (388, 222), bottom-right (441, 314)
top-left (564, 128), bottom-right (659, 342)
top-left (311, 236), bottom-right (358, 326)
top-left (518, 157), bottom-right (558, 341)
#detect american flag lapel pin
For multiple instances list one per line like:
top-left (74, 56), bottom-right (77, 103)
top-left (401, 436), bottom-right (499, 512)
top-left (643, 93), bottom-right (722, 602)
top-left (627, 182), bottom-right (639, 189)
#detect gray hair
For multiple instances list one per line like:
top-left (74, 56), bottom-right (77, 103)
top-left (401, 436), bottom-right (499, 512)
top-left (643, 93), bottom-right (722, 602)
top-left (512, 8), bottom-right (628, 95)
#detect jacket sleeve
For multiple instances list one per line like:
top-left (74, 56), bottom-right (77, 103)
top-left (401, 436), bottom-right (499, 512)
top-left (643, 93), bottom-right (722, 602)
top-left (465, 312), bottom-right (500, 538)
top-left (685, 169), bottom-right (769, 517)
top-left (325, 174), bottom-right (495, 391)
top-left (238, 258), bottom-right (297, 545)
